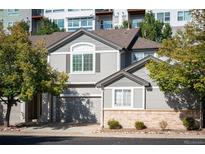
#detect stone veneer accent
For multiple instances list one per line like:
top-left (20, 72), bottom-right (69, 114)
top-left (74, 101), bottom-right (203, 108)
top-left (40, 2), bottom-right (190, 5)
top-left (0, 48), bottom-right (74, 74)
top-left (104, 109), bottom-right (200, 130)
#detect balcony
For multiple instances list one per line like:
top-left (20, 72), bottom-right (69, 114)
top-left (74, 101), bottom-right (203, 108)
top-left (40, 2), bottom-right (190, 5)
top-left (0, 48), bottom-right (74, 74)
top-left (96, 21), bottom-right (113, 30)
top-left (95, 9), bottom-right (113, 15)
top-left (32, 9), bottom-right (44, 19)
top-left (128, 9), bottom-right (145, 15)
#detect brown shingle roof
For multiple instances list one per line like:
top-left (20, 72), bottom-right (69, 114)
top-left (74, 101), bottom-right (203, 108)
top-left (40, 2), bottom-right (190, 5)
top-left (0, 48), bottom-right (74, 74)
top-left (92, 28), bottom-right (139, 48)
top-left (30, 28), bottom-right (160, 50)
top-left (132, 37), bottom-right (161, 49)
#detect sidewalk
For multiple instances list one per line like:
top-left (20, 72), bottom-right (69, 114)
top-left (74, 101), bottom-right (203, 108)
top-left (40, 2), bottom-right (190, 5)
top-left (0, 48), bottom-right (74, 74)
top-left (1, 123), bottom-right (205, 139)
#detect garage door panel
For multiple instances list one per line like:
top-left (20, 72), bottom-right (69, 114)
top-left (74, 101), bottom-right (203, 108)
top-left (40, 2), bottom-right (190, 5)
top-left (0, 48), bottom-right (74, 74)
top-left (56, 97), bottom-right (101, 123)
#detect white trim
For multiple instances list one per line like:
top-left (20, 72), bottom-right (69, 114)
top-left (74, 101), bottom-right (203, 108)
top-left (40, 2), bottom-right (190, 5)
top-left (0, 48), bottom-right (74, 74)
top-left (152, 86), bottom-right (160, 89)
top-left (47, 53), bottom-right (50, 63)
top-left (142, 86), bottom-right (145, 109)
top-left (69, 82), bottom-right (96, 84)
top-left (105, 87), bottom-right (144, 90)
top-left (50, 50), bottom-right (119, 55)
top-left (100, 89), bottom-right (104, 128)
top-left (104, 108), bottom-right (146, 111)
top-left (117, 51), bottom-right (120, 71)
top-left (70, 42), bottom-right (96, 74)
top-left (59, 94), bottom-right (101, 98)
top-left (112, 88), bottom-right (134, 109)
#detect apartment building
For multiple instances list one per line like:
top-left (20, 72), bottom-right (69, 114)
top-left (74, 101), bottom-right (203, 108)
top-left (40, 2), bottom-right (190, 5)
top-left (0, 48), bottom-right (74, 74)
top-left (0, 9), bottom-right (32, 32)
top-left (0, 9), bottom-right (44, 34)
top-left (149, 9), bottom-right (192, 33)
top-left (43, 9), bottom-right (95, 32)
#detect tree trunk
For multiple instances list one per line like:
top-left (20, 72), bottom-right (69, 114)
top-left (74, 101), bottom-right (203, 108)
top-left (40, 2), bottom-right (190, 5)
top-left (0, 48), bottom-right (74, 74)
top-left (4, 103), bottom-right (12, 127)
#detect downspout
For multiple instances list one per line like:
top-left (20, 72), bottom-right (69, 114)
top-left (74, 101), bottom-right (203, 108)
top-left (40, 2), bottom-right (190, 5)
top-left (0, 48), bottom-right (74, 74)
top-left (100, 87), bottom-right (104, 128)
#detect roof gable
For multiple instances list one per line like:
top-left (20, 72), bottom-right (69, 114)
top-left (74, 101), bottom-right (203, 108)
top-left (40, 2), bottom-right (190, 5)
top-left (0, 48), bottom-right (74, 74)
top-left (96, 55), bottom-right (162, 88)
top-left (96, 70), bottom-right (150, 88)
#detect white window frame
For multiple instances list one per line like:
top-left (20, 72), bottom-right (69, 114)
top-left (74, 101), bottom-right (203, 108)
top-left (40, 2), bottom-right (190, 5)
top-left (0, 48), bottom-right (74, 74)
top-left (177, 11), bottom-right (191, 21)
top-left (70, 42), bottom-right (96, 74)
top-left (112, 88), bottom-right (134, 108)
top-left (156, 12), bottom-right (170, 23)
top-left (7, 9), bottom-right (19, 16)
top-left (131, 51), bottom-right (155, 63)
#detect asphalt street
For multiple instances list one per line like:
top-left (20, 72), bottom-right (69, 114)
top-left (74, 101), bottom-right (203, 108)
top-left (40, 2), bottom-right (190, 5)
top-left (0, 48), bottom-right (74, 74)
top-left (0, 135), bottom-right (205, 145)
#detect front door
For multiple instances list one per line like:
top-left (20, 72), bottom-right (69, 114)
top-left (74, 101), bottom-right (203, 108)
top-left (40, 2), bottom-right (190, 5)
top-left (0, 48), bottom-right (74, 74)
top-left (27, 94), bottom-right (42, 121)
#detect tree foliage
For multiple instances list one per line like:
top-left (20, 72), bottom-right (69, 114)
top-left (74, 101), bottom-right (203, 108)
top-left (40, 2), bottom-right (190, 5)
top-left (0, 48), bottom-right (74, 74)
top-left (146, 9), bottom-right (205, 104)
top-left (37, 18), bottom-right (63, 35)
top-left (140, 12), bottom-right (172, 42)
top-left (0, 23), bottom-right (68, 126)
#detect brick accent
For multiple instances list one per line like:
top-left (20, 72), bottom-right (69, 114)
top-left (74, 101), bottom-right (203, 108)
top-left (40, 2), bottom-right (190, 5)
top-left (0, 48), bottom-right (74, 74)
top-left (104, 109), bottom-right (200, 130)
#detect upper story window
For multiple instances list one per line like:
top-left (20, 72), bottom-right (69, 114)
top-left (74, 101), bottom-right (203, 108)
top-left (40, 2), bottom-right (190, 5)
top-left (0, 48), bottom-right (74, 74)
top-left (114, 89), bottom-right (132, 107)
top-left (156, 12), bottom-right (170, 23)
top-left (53, 9), bottom-right (64, 13)
top-left (7, 9), bottom-right (19, 16)
top-left (45, 10), bottom-right (52, 13)
top-left (71, 43), bottom-right (95, 74)
top-left (68, 9), bottom-right (92, 12)
top-left (132, 51), bottom-right (154, 63)
top-left (7, 21), bottom-right (14, 27)
top-left (131, 18), bottom-right (143, 28)
top-left (177, 11), bottom-right (191, 21)
top-left (53, 19), bottom-right (64, 29)
top-left (68, 17), bottom-right (93, 32)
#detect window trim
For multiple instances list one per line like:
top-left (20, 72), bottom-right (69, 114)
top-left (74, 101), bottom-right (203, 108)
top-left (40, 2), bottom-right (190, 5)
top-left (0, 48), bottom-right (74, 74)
top-left (177, 11), bottom-right (191, 21)
top-left (131, 51), bottom-right (154, 63)
top-left (156, 12), bottom-right (170, 23)
top-left (112, 88), bottom-right (134, 108)
top-left (70, 42), bottom-right (96, 74)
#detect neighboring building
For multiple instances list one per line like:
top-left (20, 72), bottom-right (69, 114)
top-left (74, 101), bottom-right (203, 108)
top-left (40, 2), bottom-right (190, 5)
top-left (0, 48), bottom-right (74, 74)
top-left (31, 9), bottom-right (44, 34)
top-left (43, 9), bottom-right (95, 32)
top-left (0, 9), bottom-right (32, 32)
top-left (149, 9), bottom-right (192, 33)
top-left (0, 28), bottom-right (201, 129)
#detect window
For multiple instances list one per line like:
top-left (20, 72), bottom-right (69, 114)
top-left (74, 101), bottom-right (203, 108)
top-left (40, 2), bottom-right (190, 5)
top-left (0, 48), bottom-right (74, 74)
top-left (53, 19), bottom-right (64, 29)
top-left (156, 12), bottom-right (170, 22)
top-left (72, 54), bottom-right (93, 72)
top-left (132, 51), bottom-right (154, 63)
top-left (68, 17), bottom-right (93, 32)
top-left (53, 9), bottom-right (64, 13)
top-left (157, 13), bottom-right (164, 22)
top-left (178, 11), bottom-right (191, 21)
top-left (114, 89), bottom-right (132, 107)
top-left (68, 9), bottom-right (80, 12)
top-left (71, 43), bottom-right (95, 73)
top-left (102, 20), bottom-right (112, 29)
top-left (7, 9), bottom-right (19, 16)
top-left (131, 18), bottom-right (143, 28)
top-left (45, 10), bottom-right (52, 13)
top-left (7, 21), bottom-right (14, 27)
top-left (177, 11), bottom-right (184, 21)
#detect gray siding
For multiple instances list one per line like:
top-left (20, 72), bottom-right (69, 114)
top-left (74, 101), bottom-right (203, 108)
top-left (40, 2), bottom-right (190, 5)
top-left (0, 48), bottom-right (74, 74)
top-left (69, 52), bottom-right (118, 83)
top-left (104, 89), bottom-right (112, 108)
top-left (146, 88), bottom-right (170, 109)
top-left (133, 67), bottom-right (158, 86)
top-left (53, 34), bottom-right (114, 53)
top-left (50, 54), bottom-right (66, 72)
top-left (107, 76), bottom-right (142, 87)
top-left (133, 89), bottom-right (143, 108)
top-left (63, 87), bottom-right (101, 96)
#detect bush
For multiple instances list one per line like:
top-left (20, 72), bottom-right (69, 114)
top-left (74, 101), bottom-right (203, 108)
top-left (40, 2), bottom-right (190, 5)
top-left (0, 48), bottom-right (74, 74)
top-left (135, 121), bottom-right (146, 130)
top-left (182, 117), bottom-right (200, 130)
top-left (159, 120), bottom-right (168, 131)
top-left (107, 119), bottom-right (122, 129)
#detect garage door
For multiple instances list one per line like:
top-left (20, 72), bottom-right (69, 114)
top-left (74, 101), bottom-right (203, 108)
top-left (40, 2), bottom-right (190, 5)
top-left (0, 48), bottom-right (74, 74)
top-left (55, 96), bottom-right (101, 123)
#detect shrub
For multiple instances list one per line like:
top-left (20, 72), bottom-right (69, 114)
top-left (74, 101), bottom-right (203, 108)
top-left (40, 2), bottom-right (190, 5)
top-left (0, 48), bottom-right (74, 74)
top-left (107, 119), bottom-right (122, 129)
top-left (182, 117), bottom-right (200, 130)
top-left (159, 120), bottom-right (168, 131)
top-left (135, 121), bottom-right (146, 130)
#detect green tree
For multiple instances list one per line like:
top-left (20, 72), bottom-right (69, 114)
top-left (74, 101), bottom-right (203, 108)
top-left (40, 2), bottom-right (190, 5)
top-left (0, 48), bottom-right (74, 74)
top-left (0, 23), bottom-right (68, 127)
top-left (140, 11), bottom-right (172, 42)
top-left (146, 10), bottom-right (205, 128)
top-left (17, 20), bottom-right (30, 32)
top-left (37, 18), bottom-right (63, 35)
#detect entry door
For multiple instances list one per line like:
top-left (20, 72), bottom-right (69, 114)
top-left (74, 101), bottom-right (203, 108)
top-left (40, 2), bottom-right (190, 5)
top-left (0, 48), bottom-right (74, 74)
top-left (28, 94), bottom-right (42, 121)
